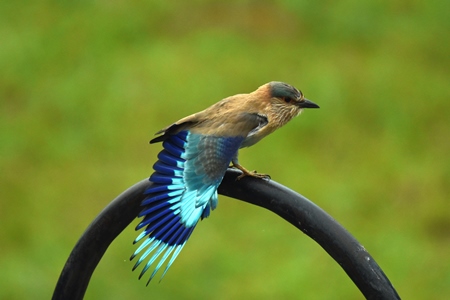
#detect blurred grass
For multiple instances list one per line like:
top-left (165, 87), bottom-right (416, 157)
top-left (1, 0), bottom-right (449, 299)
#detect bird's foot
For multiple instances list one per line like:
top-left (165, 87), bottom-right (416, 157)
top-left (232, 163), bottom-right (271, 180)
top-left (237, 171), bottom-right (271, 180)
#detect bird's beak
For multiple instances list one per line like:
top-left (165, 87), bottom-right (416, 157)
top-left (298, 98), bottom-right (320, 109)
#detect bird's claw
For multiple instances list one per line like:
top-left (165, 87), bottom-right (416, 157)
top-left (232, 162), bottom-right (270, 180)
top-left (236, 170), bottom-right (271, 180)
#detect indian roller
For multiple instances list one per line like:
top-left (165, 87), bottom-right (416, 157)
top-left (131, 81), bottom-right (319, 284)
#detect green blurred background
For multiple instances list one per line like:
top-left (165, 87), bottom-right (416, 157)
top-left (1, 0), bottom-right (449, 299)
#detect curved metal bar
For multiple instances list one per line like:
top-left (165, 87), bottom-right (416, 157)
top-left (52, 169), bottom-right (400, 300)
top-left (219, 169), bottom-right (400, 300)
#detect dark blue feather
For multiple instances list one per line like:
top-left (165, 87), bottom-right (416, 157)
top-left (143, 183), bottom-right (182, 195)
top-left (153, 161), bottom-right (183, 176)
top-left (138, 200), bottom-right (173, 219)
top-left (157, 150), bottom-right (185, 167)
top-left (162, 140), bottom-right (185, 158)
top-left (149, 173), bottom-right (183, 185)
top-left (170, 134), bottom-right (187, 148)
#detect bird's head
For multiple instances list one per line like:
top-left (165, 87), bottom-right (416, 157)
top-left (269, 81), bottom-right (319, 111)
top-left (262, 81), bottom-right (319, 127)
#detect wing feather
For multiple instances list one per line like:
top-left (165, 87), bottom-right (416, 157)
top-left (131, 130), bottom-right (246, 282)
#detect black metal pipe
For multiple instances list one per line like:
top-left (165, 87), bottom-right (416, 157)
top-left (52, 169), bottom-right (400, 300)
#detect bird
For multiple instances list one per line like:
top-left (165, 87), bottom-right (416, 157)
top-left (130, 81), bottom-right (319, 284)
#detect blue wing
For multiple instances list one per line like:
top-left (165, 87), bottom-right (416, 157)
top-left (131, 130), bottom-right (245, 283)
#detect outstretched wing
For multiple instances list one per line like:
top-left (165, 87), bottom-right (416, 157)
top-left (131, 130), bottom-right (245, 283)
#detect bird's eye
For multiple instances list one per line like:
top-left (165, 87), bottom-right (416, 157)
top-left (283, 97), bottom-right (293, 103)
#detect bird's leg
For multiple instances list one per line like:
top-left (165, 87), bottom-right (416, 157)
top-left (231, 157), bottom-right (270, 180)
